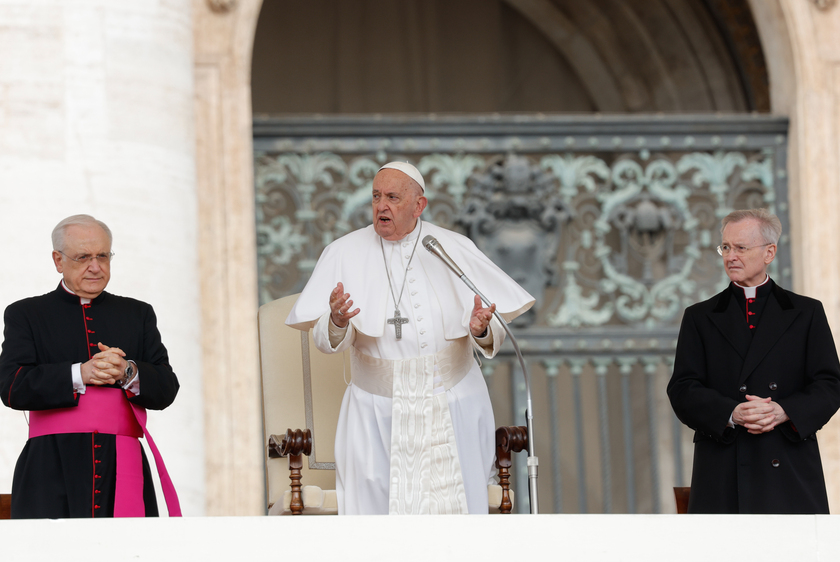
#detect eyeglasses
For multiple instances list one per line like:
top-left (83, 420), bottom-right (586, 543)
top-left (58, 250), bottom-right (115, 264)
top-left (716, 243), bottom-right (771, 256)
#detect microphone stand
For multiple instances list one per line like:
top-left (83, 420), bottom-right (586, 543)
top-left (460, 278), bottom-right (539, 515)
top-left (423, 236), bottom-right (539, 514)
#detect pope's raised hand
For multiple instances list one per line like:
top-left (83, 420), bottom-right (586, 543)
top-left (470, 294), bottom-right (496, 338)
top-left (330, 282), bottom-right (360, 328)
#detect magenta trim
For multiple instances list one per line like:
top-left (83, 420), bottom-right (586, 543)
top-left (29, 387), bottom-right (181, 517)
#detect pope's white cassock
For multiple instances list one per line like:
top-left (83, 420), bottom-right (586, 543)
top-left (286, 219), bottom-right (534, 514)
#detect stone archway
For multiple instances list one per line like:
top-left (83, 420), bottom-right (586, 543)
top-left (250, 0), bottom-right (767, 114)
top-left (191, 0), bottom-right (840, 514)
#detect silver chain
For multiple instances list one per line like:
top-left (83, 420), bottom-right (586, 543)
top-left (380, 220), bottom-right (423, 313)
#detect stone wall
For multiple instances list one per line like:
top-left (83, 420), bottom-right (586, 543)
top-left (0, 0), bottom-right (205, 515)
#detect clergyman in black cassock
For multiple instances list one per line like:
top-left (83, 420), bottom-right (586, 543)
top-left (0, 215), bottom-right (179, 518)
top-left (668, 209), bottom-right (840, 513)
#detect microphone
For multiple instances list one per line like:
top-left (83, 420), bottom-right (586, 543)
top-left (422, 235), bottom-right (465, 278)
top-left (422, 233), bottom-right (540, 513)
top-left (423, 234), bottom-right (491, 306)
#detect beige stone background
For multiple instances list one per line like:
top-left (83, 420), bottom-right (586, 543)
top-left (1, 0), bottom-right (840, 516)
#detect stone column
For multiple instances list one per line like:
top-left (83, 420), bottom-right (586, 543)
top-left (0, 1), bottom-right (204, 514)
top-left (192, 0), bottom-right (265, 515)
top-left (752, 0), bottom-right (840, 508)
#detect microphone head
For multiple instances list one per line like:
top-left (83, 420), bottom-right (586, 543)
top-left (421, 234), bottom-right (465, 277)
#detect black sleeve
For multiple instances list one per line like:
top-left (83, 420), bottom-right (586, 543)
top-left (0, 303), bottom-right (79, 411)
top-left (667, 307), bottom-right (739, 442)
top-left (127, 303), bottom-right (179, 411)
top-left (777, 302), bottom-right (840, 440)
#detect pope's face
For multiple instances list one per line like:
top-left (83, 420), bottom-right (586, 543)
top-left (721, 219), bottom-right (776, 287)
top-left (52, 224), bottom-right (112, 299)
top-left (371, 169), bottom-right (427, 241)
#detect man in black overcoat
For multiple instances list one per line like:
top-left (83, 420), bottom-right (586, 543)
top-left (0, 214), bottom-right (179, 518)
top-left (668, 208), bottom-right (840, 513)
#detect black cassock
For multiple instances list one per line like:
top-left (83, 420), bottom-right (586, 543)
top-left (0, 284), bottom-right (179, 518)
top-left (668, 280), bottom-right (840, 513)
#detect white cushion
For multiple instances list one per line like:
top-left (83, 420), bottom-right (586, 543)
top-left (270, 486), bottom-right (338, 515)
top-left (487, 484), bottom-right (514, 513)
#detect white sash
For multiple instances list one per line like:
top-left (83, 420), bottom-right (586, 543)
top-left (350, 339), bottom-right (472, 514)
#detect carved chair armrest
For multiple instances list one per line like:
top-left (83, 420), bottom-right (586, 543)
top-left (494, 426), bottom-right (528, 514)
top-left (267, 429), bottom-right (312, 515)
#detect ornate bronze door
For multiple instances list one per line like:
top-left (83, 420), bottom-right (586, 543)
top-left (254, 114), bottom-right (789, 513)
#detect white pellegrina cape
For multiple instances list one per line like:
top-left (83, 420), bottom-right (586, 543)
top-left (285, 221), bottom-right (534, 514)
top-left (286, 222), bottom-right (534, 334)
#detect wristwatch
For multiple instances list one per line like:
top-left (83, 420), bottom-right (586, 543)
top-left (121, 360), bottom-right (138, 388)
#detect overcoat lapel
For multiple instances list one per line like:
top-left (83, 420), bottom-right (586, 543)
top-left (738, 289), bottom-right (800, 384)
top-left (708, 289), bottom-right (751, 360)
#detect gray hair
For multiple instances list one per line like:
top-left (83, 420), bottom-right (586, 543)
top-left (51, 214), bottom-right (113, 251)
top-left (720, 208), bottom-right (782, 245)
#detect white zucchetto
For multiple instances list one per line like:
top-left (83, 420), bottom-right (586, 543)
top-left (377, 161), bottom-right (425, 192)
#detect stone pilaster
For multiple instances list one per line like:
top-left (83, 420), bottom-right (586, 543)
top-left (752, 0), bottom-right (840, 509)
top-left (192, 0), bottom-right (265, 515)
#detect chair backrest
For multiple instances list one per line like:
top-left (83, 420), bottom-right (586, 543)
top-left (258, 294), bottom-right (349, 512)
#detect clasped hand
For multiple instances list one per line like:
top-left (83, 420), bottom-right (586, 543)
top-left (81, 342), bottom-right (127, 386)
top-left (732, 394), bottom-right (789, 434)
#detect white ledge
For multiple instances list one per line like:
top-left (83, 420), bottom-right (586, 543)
top-left (1, 514), bottom-right (838, 561)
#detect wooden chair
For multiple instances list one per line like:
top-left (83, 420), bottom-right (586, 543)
top-left (258, 294), bottom-right (345, 515)
top-left (673, 487), bottom-right (690, 514)
top-left (495, 426), bottom-right (528, 514)
top-left (0, 494), bottom-right (11, 519)
top-left (258, 293), bottom-right (525, 515)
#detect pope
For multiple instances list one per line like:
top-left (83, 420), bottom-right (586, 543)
top-left (286, 161), bottom-right (534, 514)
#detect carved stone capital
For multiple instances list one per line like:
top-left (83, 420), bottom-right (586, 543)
top-left (207, 0), bottom-right (237, 14)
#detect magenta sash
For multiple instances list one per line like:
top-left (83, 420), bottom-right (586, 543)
top-left (28, 387), bottom-right (182, 517)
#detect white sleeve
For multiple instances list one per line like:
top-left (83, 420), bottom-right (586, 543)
top-left (471, 315), bottom-right (505, 359)
top-left (72, 363), bottom-right (86, 394)
top-left (312, 312), bottom-right (356, 354)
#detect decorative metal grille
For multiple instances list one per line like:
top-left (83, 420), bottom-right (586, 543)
top-left (254, 115), bottom-right (789, 513)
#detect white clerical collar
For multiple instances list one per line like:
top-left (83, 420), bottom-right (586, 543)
top-left (61, 280), bottom-right (91, 305)
top-left (733, 274), bottom-right (769, 299)
top-left (383, 218), bottom-right (422, 246)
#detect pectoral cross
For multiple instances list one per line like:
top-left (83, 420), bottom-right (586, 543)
top-left (387, 309), bottom-right (409, 339)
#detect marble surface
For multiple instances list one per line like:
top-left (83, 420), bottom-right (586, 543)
top-left (0, 0), bottom-right (204, 515)
top-left (1, 514), bottom-right (839, 562)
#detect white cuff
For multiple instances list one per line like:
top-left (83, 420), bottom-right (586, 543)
top-left (72, 363), bottom-right (86, 395)
top-left (328, 317), bottom-right (349, 349)
top-left (474, 326), bottom-right (493, 347)
top-left (122, 361), bottom-right (141, 396)
top-left (313, 312), bottom-right (355, 354)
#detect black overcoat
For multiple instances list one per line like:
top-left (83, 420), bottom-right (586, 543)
top-left (667, 280), bottom-right (840, 513)
top-left (0, 284), bottom-right (179, 518)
